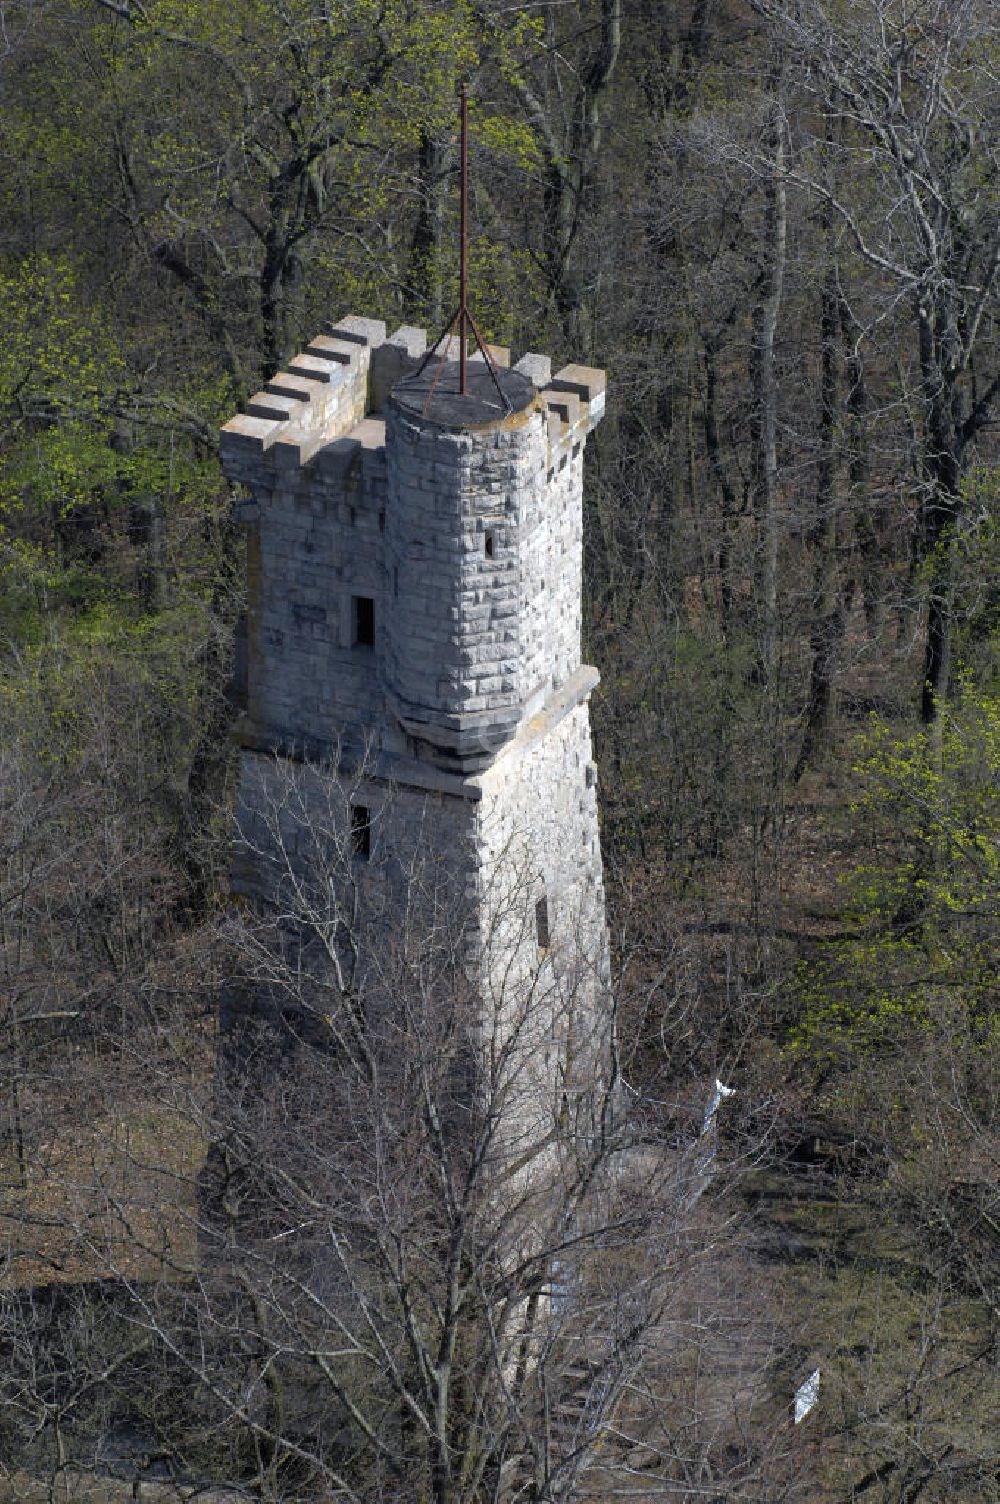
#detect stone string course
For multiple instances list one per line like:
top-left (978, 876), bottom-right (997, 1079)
top-left (221, 314), bottom-right (611, 1144)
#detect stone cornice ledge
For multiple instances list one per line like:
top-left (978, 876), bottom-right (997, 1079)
top-left (232, 664), bottom-right (599, 803)
top-left (472, 665), bottom-right (600, 786)
top-left (233, 715), bottom-right (484, 801)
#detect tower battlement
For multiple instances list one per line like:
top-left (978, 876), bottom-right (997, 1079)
top-left (221, 315), bottom-right (604, 486)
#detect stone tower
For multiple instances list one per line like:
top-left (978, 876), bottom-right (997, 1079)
top-left (220, 317), bottom-right (610, 1154)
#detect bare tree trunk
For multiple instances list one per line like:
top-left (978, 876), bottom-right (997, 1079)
top-left (260, 223), bottom-right (305, 378)
top-left (916, 298), bottom-right (962, 725)
top-left (506, 0), bottom-right (621, 342)
top-left (703, 330), bottom-right (738, 633)
top-left (406, 131), bottom-right (455, 327)
top-left (754, 85), bottom-right (786, 686)
top-left (795, 254), bottom-right (846, 778)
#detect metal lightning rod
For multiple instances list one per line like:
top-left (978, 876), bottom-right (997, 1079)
top-left (398, 83), bottom-right (512, 417)
top-left (459, 84), bottom-right (468, 394)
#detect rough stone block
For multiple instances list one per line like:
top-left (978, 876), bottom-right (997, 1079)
top-left (220, 414), bottom-right (281, 472)
top-left (549, 364), bottom-right (607, 431)
top-left (288, 354), bottom-right (344, 384)
top-left (470, 344), bottom-right (511, 369)
top-left (548, 363), bottom-right (606, 402)
top-left (313, 433), bottom-right (361, 477)
top-left (266, 373), bottom-right (316, 403)
top-left (540, 389), bottom-right (581, 428)
top-left (245, 389), bottom-right (307, 423)
top-left (353, 417), bottom-right (387, 452)
top-left (371, 338), bottom-right (428, 412)
top-left (388, 324), bottom-right (427, 357)
top-left (307, 335), bottom-right (357, 364)
top-left (330, 315), bottom-right (387, 347)
top-left (270, 424), bottom-right (326, 470)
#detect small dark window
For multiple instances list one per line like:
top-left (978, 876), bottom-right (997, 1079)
top-left (379, 509), bottom-right (385, 533)
top-left (485, 531), bottom-right (495, 559)
top-left (353, 595), bottom-right (374, 647)
top-left (535, 896), bottom-right (550, 953)
top-left (393, 566), bottom-right (399, 598)
top-left (351, 805), bottom-right (371, 860)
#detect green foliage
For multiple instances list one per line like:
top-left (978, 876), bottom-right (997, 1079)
top-left (852, 687), bottom-right (1000, 925)
top-left (0, 255), bottom-right (122, 424)
top-left (953, 465), bottom-right (1000, 689)
top-left (0, 259), bottom-right (119, 626)
top-left (2, 421), bottom-right (120, 519)
top-left (0, 604), bottom-right (199, 764)
top-left (0, 255), bottom-right (232, 637)
top-left (790, 690), bottom-right (1000, 1066)
top-left (476, 109), bottom-right (541, 174)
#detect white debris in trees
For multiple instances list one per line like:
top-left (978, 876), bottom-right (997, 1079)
top-left (701, 1078), bottom-right (735, 1136)
top-left (794, 1368), bottom-right (821, 1423)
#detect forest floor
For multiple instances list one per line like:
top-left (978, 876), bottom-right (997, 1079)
top-left (0, 1472), bottom-right (244, 1503)
top-left (0, 1036), bottom-right (209, 1288)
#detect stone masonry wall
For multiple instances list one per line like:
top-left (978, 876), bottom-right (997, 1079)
top-left (384, 399), bottom-right (553, 753)
top-left (474, 698), bottom-right (612, 1149)
top-left (231, 748), bottom-right (479, 918)
top-left (518, 444), bottom-right (584, 712)
top-left (229, 691), bottom-right (611, 1165)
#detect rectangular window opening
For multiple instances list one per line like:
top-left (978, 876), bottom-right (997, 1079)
top-left (353, 595), bottom-right (375, 648)
top-left (351, 804), bottom-right (372, 860)
top-left (535, 896), bottom-right (550, 954)
top-left (485, 530), bottom-right (495, 559)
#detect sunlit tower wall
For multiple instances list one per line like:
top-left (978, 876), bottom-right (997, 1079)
top-left (220, 315), bottom-right (611, 1156)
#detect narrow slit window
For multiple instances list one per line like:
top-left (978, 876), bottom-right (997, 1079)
top-left (535, 896), bottom-right (550, 954)
top-left (485, 531), bottom-right (495, 559)
top-left (351, 805), bottom-right (371, 860)
top-left (353, 595), bottom-right (375, 647)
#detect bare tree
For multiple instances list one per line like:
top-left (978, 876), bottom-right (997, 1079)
top-left (750, 0), bottom-right (1000, 722)
top-left (473, 0), bottom-right (622, 344)
top-left (13, 749), bottom-right (779, 1504)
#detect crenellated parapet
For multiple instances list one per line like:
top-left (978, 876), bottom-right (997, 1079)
top-left (220, 315), bottom-right (388, 485)
top-left (220, 316), bottom-right (605, 491)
